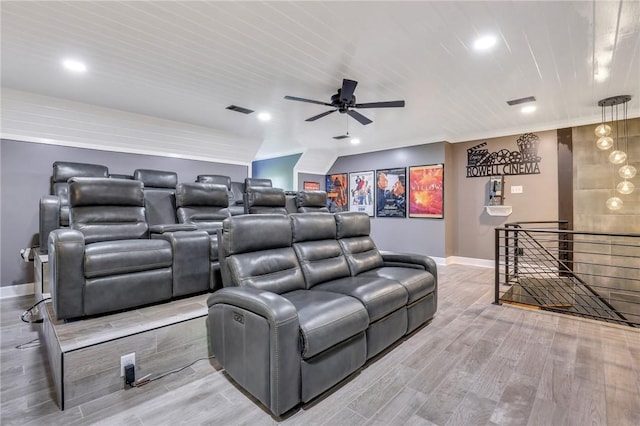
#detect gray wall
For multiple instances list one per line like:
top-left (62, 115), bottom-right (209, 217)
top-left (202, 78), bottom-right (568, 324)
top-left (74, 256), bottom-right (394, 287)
top-left (297, 172), bottom-right (325, 191)
top-left (450, 130), bottom-right (559, 260)
top-left (328, 143), bottom-right (447, 258)
top-left (0, 139), bottom-right (248, 287)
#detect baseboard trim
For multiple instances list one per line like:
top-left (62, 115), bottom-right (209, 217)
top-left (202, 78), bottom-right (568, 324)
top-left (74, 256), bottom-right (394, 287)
top-left (0, 282), bottom-right (34, 299)
top-left (445, 256), bottom-right (494, 268)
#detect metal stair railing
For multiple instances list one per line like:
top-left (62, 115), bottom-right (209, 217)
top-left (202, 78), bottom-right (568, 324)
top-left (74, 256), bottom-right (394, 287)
top-left (494, 222), bottom-right (640, 327)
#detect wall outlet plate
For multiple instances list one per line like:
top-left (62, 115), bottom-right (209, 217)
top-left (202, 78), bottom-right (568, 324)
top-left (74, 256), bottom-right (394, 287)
top-left (511, 185), bottom-right (523, 194)
top-left (120, 353), bottom-right (136, 377)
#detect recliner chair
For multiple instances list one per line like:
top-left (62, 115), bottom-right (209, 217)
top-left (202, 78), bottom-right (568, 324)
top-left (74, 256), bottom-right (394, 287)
top-left (244, 186), bottom-right (288, 214)
top-left (39, 161), bottom-right (109, 252)
top-left (176, 182), bottom-right (231, 290)
top-left (296, 190), bottom-right (330, 213)
top-left (48, 178), bottom-right (174, 319)
top-left (196, 175), bottom-right (244, 215)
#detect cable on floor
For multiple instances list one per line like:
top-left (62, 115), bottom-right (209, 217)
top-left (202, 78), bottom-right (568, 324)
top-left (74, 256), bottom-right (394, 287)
top-left (20, 297), bottom-right (51, 324)
top-left (132, 356), bottom-right (215, 387)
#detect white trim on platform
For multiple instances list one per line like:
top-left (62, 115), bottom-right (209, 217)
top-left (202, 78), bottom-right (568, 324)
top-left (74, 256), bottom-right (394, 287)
top-left (0, 282), bottom-right (34, 299)
top-left (446, 256), bottom-right (495, 268)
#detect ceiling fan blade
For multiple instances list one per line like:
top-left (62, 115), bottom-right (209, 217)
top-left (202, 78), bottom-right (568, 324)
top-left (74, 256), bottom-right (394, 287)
top-left (340, 79), bottom-right (358, 103)
top-left (306, 109), bottom-right (336, 122)
top-left (347, 109), bottom-right (373, 125)
top-left (354, 100), bottom-right (405, 109)
top-left (333, 135), bottom-right (350, 140)
top-left (284, 95), bottom-right (332, 106)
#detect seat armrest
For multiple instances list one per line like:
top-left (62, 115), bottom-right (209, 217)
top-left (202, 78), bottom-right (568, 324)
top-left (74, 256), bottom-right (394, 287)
top-left (39, 195), bottom-right (61, 253)
top-left (379, 250), bottom-right (438, 281)
top-left (207, 287), bottom-right (300, 416)
top-left (149, 224), bottom-right (198, 233)
top-left (152, 230), bottom-right (210, 296)
top-left (48, 229), bottom-right (86, 320)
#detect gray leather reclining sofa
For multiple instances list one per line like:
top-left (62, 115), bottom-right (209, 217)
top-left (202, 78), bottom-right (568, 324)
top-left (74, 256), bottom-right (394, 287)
top-left (207, 212), bottom-right (438, 416)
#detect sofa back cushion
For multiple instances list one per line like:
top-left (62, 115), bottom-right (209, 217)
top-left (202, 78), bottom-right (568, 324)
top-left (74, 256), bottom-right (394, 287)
top-left (244, 186), bottom-right (288, 214)
top-left (335, 212), bottom-right (384, 275)
top-left (291, 213), bottom-right (350, 288)
top-left (176, 183), bottom-right (230, 234)
top-left (196, 174), bottom-right (231, 188)
top-left (221, 214), bottom-right (304, 294)
top-left (296, 190), bottom-right (330, 213)
top-left (69, 177), bottom-right (148, 243)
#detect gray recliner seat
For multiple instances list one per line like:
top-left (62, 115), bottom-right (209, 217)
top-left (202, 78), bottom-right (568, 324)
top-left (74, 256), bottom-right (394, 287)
top-left (39, 161), bottom-right (109, 252)
top-left (48, 178), bottom-right (174, 320)
top-left (244, 186), bottom-right (288, 214)
top-left (197, 175), bottom-right (245, 215)
top-left (176, 182), bottom-right (231, 290)
top-left (296, 190), bottom-right (330, 213)
top-left (210, 214), bottom-right (369, 415)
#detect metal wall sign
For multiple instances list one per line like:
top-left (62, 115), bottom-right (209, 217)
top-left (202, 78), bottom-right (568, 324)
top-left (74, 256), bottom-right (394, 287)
top-left (466, 133), bottom-right (542, 178)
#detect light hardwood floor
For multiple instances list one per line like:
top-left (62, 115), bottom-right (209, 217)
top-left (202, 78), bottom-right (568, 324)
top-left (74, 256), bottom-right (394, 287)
top-left (1, 264), bottom-right (639, 425)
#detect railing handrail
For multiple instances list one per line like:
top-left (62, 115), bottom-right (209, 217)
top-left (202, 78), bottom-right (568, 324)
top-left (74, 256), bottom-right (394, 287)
top-left (496, 226), bottom-right (640, 239)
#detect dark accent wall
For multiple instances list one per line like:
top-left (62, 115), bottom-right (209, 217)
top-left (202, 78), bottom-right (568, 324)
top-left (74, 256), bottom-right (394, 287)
top-left (328, 143), bottom-right (447, 258)
top-left (0, 139), bottom-right (248, 287)
top-left (251, 153), bottom-right (302, 190)
top-left (557, 127), bottom-right (573, 229)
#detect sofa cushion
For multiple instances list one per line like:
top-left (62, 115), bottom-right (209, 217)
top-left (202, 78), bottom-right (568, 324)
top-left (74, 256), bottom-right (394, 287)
top-left (84, 239), bottom-right (172, 278)
top-left (338, 236), bottom-right (384, 275)
top-left (312, 276), bottom-right (408, 322)
top-left (209, 235), bottom-right (219, 262)
top-left (226, 247), bottom-right (305, 294)
top-left (282, 289), bottom-right (369, 359)
top-left (361, 267), bottom-right (436, 304)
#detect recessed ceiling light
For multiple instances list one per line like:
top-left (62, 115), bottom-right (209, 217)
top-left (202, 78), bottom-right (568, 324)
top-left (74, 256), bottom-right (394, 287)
top-left (257, 112), bottom-right (271, 121)
top-left (474, 35), bottom-right (497, 51)
top-left (350, 138), bottom-right (360, 145)
top-left (62, 59), bottom-right (87, 72)
top-left (521, 105), bottom-right (537, 114)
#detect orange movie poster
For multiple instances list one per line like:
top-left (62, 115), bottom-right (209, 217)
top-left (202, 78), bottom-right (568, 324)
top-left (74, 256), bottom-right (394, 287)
top-left (409, 164), bottom-right (444, 218)
top-left (325, 173), bottom-right (348, 212)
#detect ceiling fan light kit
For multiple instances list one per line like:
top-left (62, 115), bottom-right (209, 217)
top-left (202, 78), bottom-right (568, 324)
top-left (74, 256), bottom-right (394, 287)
top-left (284, 78), bottom-right (405, 126)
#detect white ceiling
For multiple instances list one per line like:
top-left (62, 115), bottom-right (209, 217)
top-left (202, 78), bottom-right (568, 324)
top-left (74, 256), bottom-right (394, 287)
top-left (2, 1), bottom-right (640, 162)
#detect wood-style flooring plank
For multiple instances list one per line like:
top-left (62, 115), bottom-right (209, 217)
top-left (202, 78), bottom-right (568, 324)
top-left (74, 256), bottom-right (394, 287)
top-left (2, 265), bottom-right (639, 426)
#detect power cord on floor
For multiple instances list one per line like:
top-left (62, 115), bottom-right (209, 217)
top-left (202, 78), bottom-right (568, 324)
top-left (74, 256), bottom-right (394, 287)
top-left (20, 297), bottom-right (51, 324)
top-left (132, 355), bottom-right (215, 387)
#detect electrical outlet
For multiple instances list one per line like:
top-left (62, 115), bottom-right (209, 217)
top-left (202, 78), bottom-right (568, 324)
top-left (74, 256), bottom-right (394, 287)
top-left (511, 185), bottom-right (523, 194)
top-left (120, 353), bottom-right (136, 377)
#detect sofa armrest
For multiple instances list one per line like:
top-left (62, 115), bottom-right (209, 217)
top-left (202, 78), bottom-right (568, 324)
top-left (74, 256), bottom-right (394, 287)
top-left (48, 228), bottom-right (86, 320)
top-left (149, 224), bottom-right (198, 233)
top-left (39, 195), bottom-right (61, 253)
top-left (207, 287), bottom-right (300, 416)
top-left (379, 250), bottom-right (438, 281)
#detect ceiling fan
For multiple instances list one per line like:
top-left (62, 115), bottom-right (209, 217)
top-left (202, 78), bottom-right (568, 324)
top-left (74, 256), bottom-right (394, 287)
top-left (284, 79), bottom-right (405, 125)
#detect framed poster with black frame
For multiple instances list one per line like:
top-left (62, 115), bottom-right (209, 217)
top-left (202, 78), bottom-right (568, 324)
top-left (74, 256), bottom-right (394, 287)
top-left (375, 167), bottom-right (406, 218)
top-left (348, 170), bottom-right (374, 216)
top-left (325, 173), bottom-right (348, 212)
top-left (408, 164), bottom-right (444, 219)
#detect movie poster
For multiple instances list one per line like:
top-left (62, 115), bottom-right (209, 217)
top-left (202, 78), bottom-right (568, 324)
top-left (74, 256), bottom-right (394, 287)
top-left (325, 173), bottom-right (348, 212)
top-left (375, 168), bottom-right (406, 218)
top-left (409, 164), bottom-right (444, 218)
top-left (348, 171), bottom-right (374, 216)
